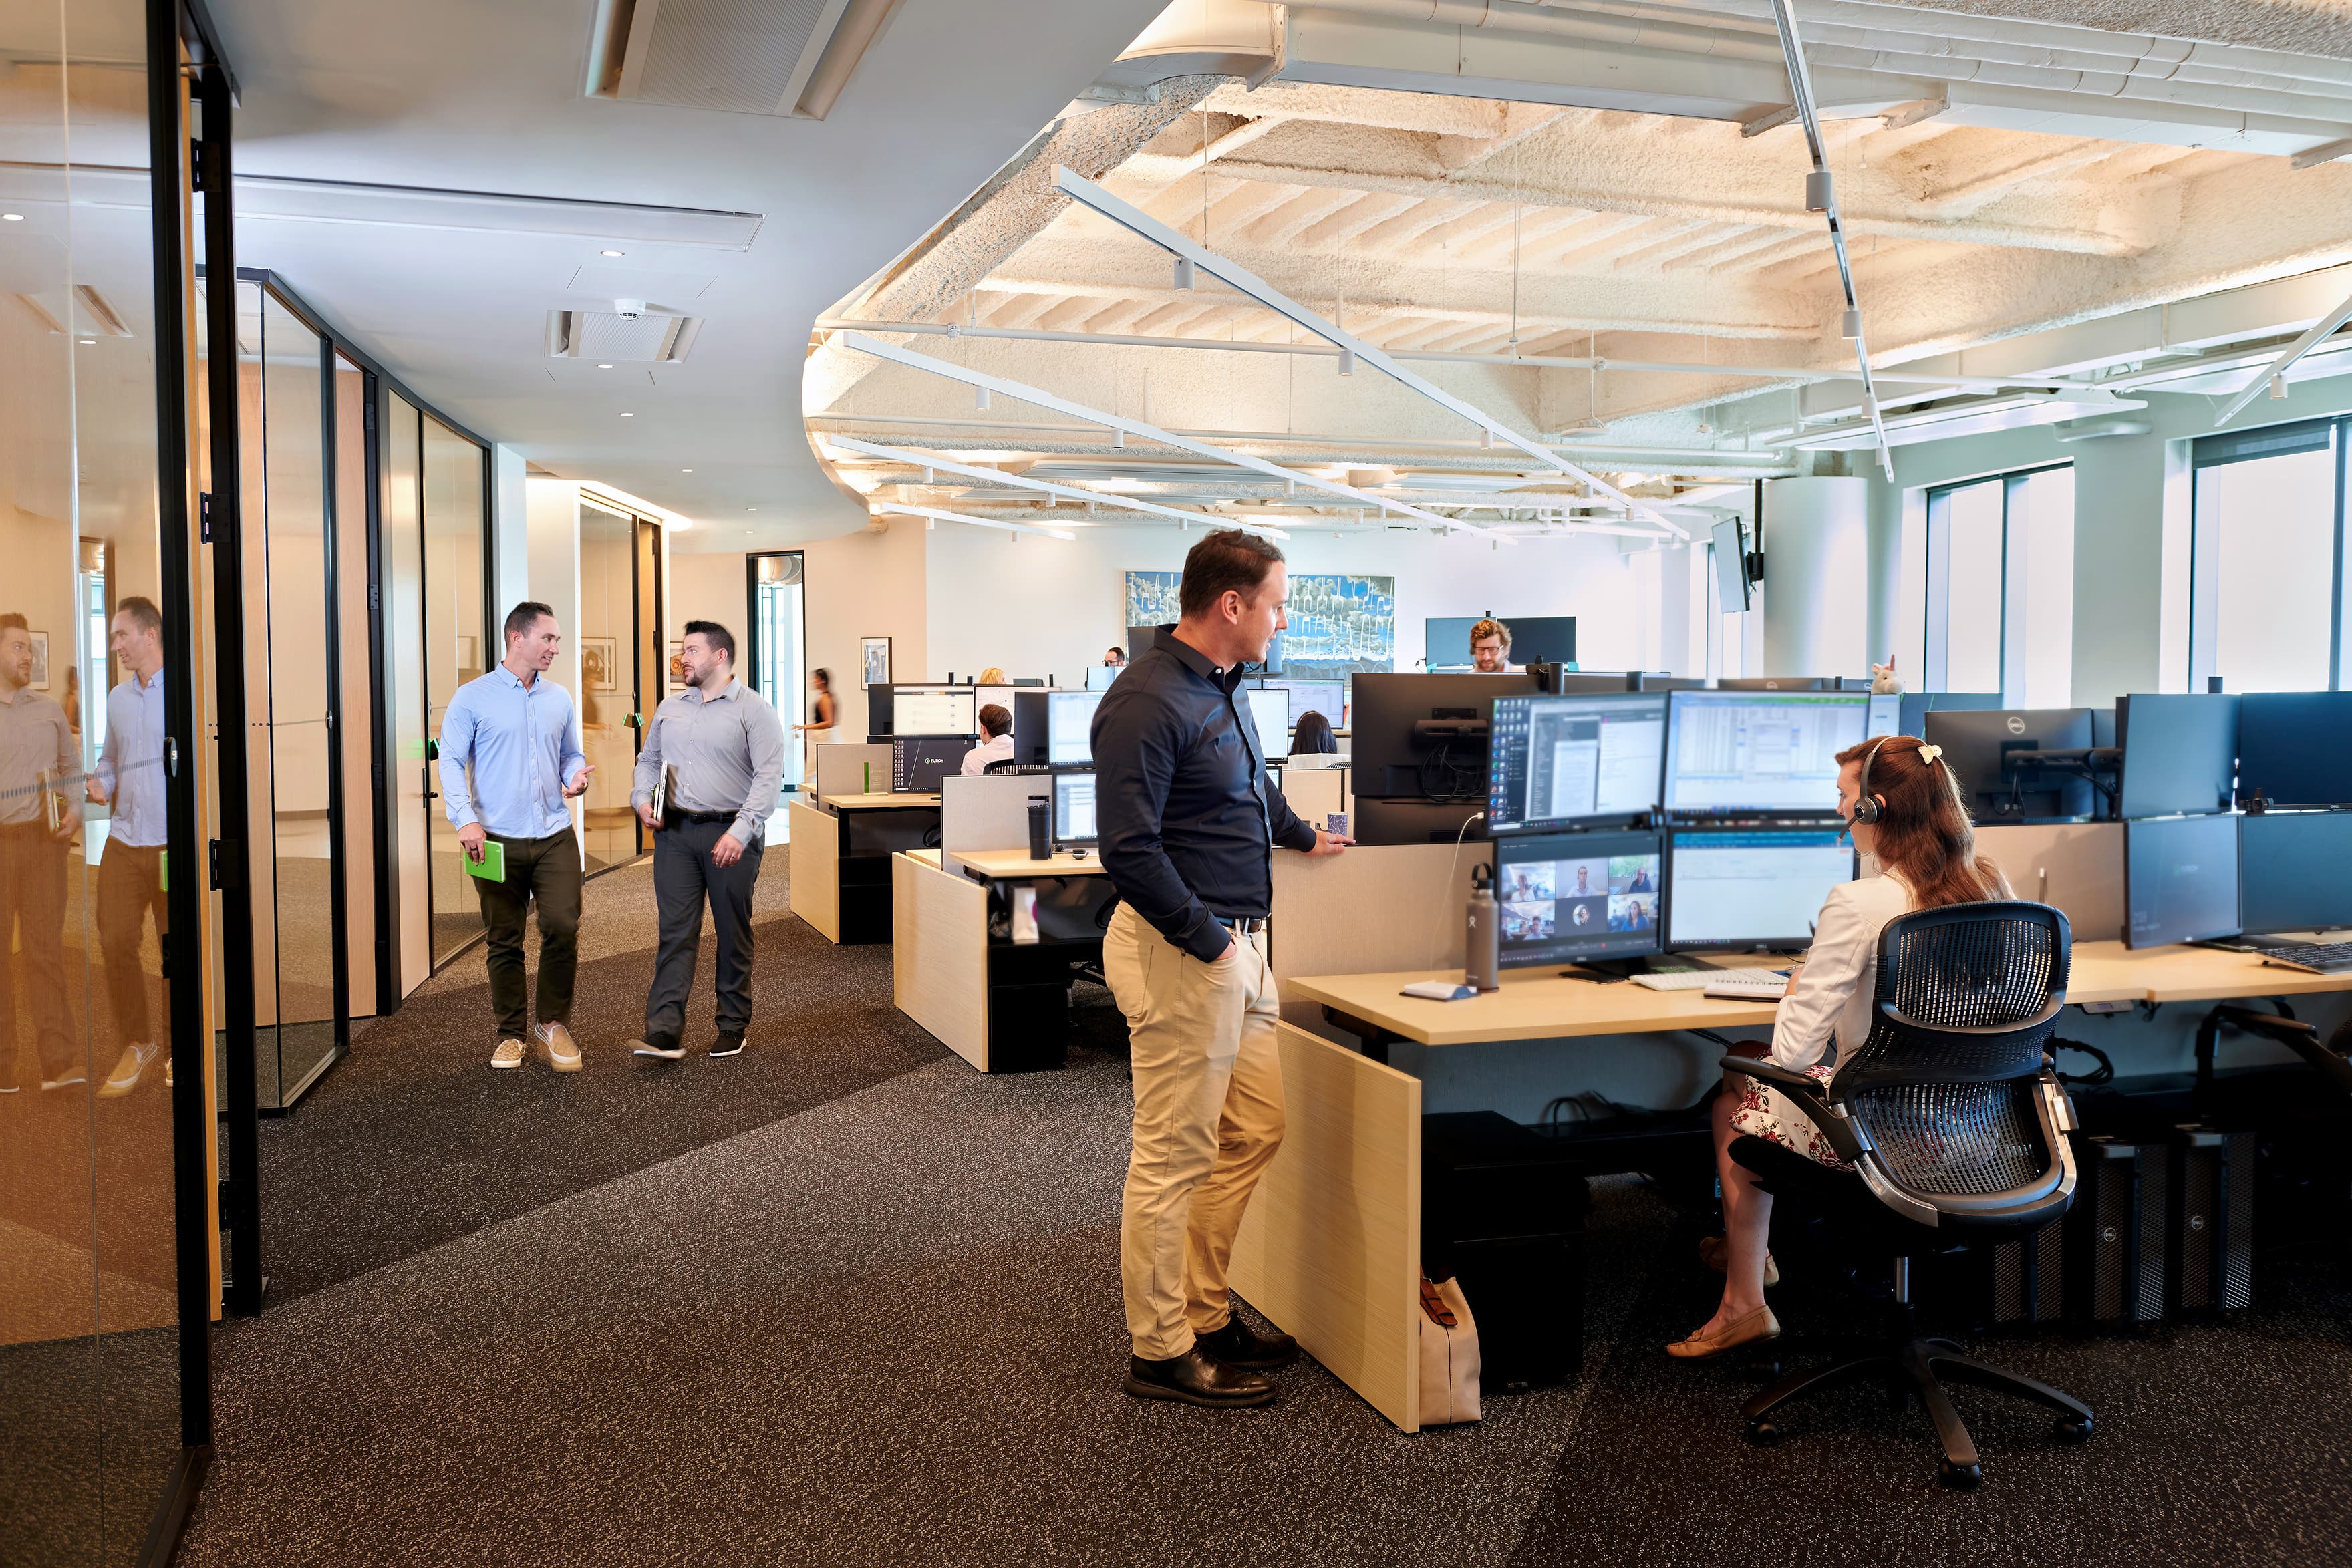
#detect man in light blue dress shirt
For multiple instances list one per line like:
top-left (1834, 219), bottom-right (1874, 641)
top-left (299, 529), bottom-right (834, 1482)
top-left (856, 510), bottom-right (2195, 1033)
top-left (438, 601), bottom-right (595, 1072)
top-left (86, 597), bottom-right (172, 1098)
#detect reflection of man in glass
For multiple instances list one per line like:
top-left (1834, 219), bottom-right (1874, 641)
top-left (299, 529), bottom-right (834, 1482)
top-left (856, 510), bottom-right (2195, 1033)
top-left (0, 613), bottom-right (80, 1092)
top-left (87, 597), bottom-right (169, 1097)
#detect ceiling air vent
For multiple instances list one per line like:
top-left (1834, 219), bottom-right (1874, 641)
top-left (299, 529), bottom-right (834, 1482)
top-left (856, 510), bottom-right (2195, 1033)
top-left (584, 0), bottom-right (905, 120)
top-left (546, 308), bottom-right (706, 363)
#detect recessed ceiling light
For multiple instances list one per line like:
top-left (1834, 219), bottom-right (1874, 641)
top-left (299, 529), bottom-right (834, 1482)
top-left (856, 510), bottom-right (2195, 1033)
top-left (680, 467), bottom-right (694, 472)
top-left (600, 249), bottom-right (624, 257)
top-left (596, 362), bottom-right (614, 369)
top-left (745, 528), bottom-right (754, 535)
top-left (619, 411), bottom-right (634, 417)
top-left (746, 507), bottom-right (756, 512)
top-left (79, 337), bottom-right (96, 345)
top-left (1, 214), bottom-right (21, 222)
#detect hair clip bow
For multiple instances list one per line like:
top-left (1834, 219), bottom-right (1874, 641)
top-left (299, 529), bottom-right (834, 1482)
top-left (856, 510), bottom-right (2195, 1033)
top-left (1917, 744), bottom-right (1944, 767)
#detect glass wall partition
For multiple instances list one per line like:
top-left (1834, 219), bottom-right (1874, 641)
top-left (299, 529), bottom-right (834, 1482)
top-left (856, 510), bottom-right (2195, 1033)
top-left (422, 416), bottom-right (487, 964)
top-left (382, 394), bottom-right (430, 997)
top-left (1, 0), bottom-right (225, 1557)
top-left (579, 498), bottom-right (639, 871)
top-left (748, 552), bottom-right (808, 792)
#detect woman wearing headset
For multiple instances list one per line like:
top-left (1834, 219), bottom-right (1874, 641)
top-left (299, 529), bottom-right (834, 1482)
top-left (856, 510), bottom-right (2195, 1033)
top-left (1668, 734), bottom-right (2014, 1360)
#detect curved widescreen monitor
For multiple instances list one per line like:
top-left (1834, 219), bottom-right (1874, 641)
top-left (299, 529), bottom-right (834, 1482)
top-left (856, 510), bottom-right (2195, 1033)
top-left (1495, 830), bottom-right (1662, 969)
top-left (1662, 691), bottom-right (1868, 817)
top-left (1486, 692), bottom-right (1667, 835)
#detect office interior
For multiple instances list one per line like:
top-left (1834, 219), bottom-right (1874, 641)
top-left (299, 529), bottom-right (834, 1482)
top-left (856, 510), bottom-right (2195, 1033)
top-left (11, 0), bottom-right (2352, 1562)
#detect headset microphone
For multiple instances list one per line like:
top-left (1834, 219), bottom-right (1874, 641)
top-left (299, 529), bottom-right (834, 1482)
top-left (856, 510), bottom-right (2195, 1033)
top-left (1851, 738), bottom-right (1890, 826)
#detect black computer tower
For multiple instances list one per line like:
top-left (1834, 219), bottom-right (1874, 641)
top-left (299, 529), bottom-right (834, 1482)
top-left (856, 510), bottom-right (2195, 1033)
top-left (2166, 1124), bottom-right (2254, 1315)
top-left (1422, 1112), bottom-right (1590, 1392)
top-left (2065, 1133), bottom-right (2167, 1327)
top-left (1987, 1220), bottom-right (2066, 1327)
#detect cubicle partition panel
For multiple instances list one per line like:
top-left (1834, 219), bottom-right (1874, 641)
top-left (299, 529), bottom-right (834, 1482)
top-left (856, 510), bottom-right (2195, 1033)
top-left (1977, 822), bottom-right (2126, 944)
top-left (940, 772), bottom-right (1046, 858)
top-left (786, 798), bottom-right (842, 943)
top-left (1272, 843), bottom-right (1493, 1038)
top-left (893, 852), bottom-right (991, 1069)
top-left (1276, 767), bottom-right (1346, 830)
top-left (815, 742), bottom-right (893, 800)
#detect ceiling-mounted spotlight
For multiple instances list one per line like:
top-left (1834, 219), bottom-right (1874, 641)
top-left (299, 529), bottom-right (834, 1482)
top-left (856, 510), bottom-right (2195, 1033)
top-left (1479, 428), bottom-right (1493, 449)
top-left (976, 385), bottom-right (991, 410)
top-left (1113, 428), bottom-right (1126, 448)
top-left (1173, 255), bottom-right (1195, 293)
top-left (1840, 308), bottom-right (1862, 339)
top-left (2270, 374), bottom-right (2289, 400)
top-left (1338, 347), bottom-right (1356, 377)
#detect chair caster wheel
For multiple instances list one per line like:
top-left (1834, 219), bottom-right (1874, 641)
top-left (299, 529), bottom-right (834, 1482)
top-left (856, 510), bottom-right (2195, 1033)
top-left (1938, 1459), bottom-right (1982, 1490)
top-left (2052, 1416), bottom-right (2093, 1444)
top-left (1744, 1418), bottom-right (1780, 1448)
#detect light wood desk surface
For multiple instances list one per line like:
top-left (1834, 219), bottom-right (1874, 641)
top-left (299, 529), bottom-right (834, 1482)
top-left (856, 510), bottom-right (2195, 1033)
top-left (819, 791), bottom-right (942, 810)
top-left (1288, 942), bottom-right (2351, 1049)
top-left (949, 848), bottom-right (1108, 879)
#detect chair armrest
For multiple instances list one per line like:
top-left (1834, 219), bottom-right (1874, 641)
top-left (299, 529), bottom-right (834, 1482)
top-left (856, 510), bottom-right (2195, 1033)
top-left (2215, 1004), bottom-right (2317, 1042)
top-left (1719, 1054), bottom-right (1865, 1164)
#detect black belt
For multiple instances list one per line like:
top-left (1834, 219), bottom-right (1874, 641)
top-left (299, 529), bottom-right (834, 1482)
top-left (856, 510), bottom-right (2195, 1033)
top-left (1213, 915), bottom-right (1270, 935)
top-left (678, 809), bottom-right (740, 825)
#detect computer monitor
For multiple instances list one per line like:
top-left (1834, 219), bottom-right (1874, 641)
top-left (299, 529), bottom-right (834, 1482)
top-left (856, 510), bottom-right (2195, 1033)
top-left (1866, 693), bottom-right (1902, 736)
top-left (891, 734), bottom-right (973, 792)
top-left (1246, 686), bottom-right (1289, 760)
top-left (1353, 796), bottom-right (1490, 846)
top-left (1894, 690), bottom-right (2007, 740)
top-left (1350, 673), bottom-right (1539, 798)
top-left (1715, 677), bottom-right (1835, 691)
top-left (2117, 693), bottom-right (2238, 818)
top-left (1711, 517), bottom-right (1749, 611)
top-left (1424, 615), bottom-right (1576, 669)
top-left (1485, 692), bottom-right (1667, 835)
top-left (1662, 691), bottom-right (1869, 817)
top-left (1046, 689), bottom-right (1104, 768)
top-left (1921, 708), bottom-right (2095, 821)
top-left (1052, 770), bottom-right (1098, 846)
top-left (1666, 828), bottom-right (1855, 951)
top-left (2236, 691), bottom-right (2352, 808)
top-left (1256, 677), bottom-right (1344, 730)
top-left (1084, 664), bottom-right (1121, 691)
top-left (2239, 811), bottom-right (2352, 934)
top-left (1494, 830), bottom-right (1663, 970)
top-left (891, 689), bottom-right (977, 737)
top-left (2124, 812), bottom-right (2240, 949)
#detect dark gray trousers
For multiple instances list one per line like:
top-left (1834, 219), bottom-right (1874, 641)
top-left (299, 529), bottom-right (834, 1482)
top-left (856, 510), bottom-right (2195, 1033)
top-left (646, 817), bottom-right (763, 1038)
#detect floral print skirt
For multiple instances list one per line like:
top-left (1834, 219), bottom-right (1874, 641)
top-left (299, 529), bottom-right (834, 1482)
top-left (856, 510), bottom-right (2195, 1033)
top-left (1730, 1062), bottom-right (1856, 1172)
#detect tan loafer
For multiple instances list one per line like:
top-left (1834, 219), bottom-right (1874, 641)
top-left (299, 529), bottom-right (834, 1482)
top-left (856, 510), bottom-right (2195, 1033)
top-left (97, 1041), bottom-right (160, 1099)
top-left (1666, 1303), bottom-right (1781, 1360)
top-left (1698, 1235), bottom-right (1781, 1287)
top-left (535, 1022), bottom-right (583, 1073)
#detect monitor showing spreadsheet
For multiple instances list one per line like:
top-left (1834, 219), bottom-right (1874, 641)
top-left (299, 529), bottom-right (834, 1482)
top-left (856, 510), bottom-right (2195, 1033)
top-left (1667, 829), bottom-right (1856, 949)
top-left (1258, 677), bottom-right (1344, 730)
top-left (1046, 689), bottom-right (1105, 768)
top-left (1663, 691), bottom-right (1870, 816)
top-left (1486, 693), bottom-right (1667, 835)
top-left (891, 689), bottom-right (976, 737)
top-left (1054, 770), bottom-right (1098, 845)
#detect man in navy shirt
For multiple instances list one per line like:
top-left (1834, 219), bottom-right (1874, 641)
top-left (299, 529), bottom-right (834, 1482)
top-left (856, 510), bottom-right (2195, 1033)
top-left (439, 602), bottom-right (594, 1073)
top-left (1092, 530), bottom-right (1349, 1408)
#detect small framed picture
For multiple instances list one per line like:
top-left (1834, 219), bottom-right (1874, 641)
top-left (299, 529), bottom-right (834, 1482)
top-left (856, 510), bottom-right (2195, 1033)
top-left (861, 635), bottom-right (891, 688)
top-left (27, 631), bottom-right (47, 691)
top-left (455, 634), bottom-right (480, 676)
top-left (580, 637), bottom-right (617, 691)
top-left (668, 641), bottom-right (688, 687)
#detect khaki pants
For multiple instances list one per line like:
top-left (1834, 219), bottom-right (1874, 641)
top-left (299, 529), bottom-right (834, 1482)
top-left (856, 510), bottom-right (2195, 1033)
top-left (1103, 901), bottom-right (1284, 1360)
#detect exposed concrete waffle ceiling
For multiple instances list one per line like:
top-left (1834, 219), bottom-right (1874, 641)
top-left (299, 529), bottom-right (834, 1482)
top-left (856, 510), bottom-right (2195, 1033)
top-left (806, 0), bottom-right (2352, 538)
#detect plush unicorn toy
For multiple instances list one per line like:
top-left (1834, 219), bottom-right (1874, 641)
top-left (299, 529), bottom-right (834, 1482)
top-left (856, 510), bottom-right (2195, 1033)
top-left (1871, 656), bottom-right (1905, 695)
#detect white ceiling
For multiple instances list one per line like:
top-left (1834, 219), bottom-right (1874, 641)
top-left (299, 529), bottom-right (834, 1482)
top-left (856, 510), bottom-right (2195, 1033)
top-left (204, 0), bottom-right (1170, 548)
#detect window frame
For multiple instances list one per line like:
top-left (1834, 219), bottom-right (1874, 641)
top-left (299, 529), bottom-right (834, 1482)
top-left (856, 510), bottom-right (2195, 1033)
top-left (1920, 461), bottom-right (2071, 702)
top-left (2188, 416), bottom-right (2351, 692)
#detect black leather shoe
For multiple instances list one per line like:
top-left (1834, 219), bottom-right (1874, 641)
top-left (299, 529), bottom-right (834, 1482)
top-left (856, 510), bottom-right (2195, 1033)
top-left (629, 1033), bottom-right (685, 1060)
top-left (1195, 1316), bottom-right (1300, 1369)
top-left (708, 1030), bottom-right (746, 1058)
top-left (1123, 1348), bottom-right (1276, 1408)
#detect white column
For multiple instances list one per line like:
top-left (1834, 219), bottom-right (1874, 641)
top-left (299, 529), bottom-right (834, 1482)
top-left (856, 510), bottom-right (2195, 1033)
top-left (1760, 476), bottom-right (1869, 679)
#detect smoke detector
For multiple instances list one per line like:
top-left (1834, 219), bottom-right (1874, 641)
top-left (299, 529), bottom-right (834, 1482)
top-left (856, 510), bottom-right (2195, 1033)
top-left (614, 297), bottom-right (647, 321)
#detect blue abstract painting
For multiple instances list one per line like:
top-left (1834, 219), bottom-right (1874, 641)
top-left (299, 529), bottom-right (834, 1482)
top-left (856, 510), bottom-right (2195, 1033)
top-left (1124, 571), bottom-right (1396, 680)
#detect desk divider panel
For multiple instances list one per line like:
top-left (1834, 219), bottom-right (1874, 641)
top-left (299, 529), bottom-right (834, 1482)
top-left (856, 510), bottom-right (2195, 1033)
top-left (787, 797), bottom-right (842, 942)
top-left (816, 742), bottom-right (894, 799)
top-left (1277, 767), bottom-right (1345, 828)
top-left (1272, 842), bottom-right (1494, 1036)
top-left (1976, 822), bottom-right (2124, 943)
top-left (894, 850), bottom-right (992, 1068)
top-left (940, 772), bottom-right (1044, 854)
top-left (1229, 1022), bottom-right (1423, 1432)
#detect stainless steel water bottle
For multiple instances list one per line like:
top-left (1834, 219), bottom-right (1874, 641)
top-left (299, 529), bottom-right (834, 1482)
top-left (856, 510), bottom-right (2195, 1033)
top-left (1466, 862), bottom-right (1501, 992)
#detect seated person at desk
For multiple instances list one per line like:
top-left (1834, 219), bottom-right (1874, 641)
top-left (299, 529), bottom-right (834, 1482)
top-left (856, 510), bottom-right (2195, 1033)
top-left (962, 703), bottom-right (1015, 774)
top-left (1471, 617), bottom-right (1517, 673)
top-left (1672, 736), bottom-right (2011, 1361)
top-left (1289, 708), bottom-right (1338, 758)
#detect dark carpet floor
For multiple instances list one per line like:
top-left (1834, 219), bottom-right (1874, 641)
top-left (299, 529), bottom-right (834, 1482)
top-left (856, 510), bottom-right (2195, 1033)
top-left (181, 856), bottom-right (2352, 1567)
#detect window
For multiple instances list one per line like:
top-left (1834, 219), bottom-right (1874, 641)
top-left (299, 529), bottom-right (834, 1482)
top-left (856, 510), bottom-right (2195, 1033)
top-left (2190, 420), bottom-right (2347, 692)
top-left (1921, 464), bottom-right (2074, 704)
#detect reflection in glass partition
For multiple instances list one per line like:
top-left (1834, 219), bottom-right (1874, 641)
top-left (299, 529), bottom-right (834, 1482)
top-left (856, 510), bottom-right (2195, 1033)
top-left (422, 415), bottom-right (486, 964)
top-left (579, 499), bottom-right (637, 872)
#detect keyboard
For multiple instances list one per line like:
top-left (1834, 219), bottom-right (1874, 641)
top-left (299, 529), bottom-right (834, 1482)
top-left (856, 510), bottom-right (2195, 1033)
top-left (2255, 941), bottom-right (2352, 975)
top-left (1703, 979), bottom-right (1789, 1001)
top-left (1632, 967), bottom-right (1791, 992)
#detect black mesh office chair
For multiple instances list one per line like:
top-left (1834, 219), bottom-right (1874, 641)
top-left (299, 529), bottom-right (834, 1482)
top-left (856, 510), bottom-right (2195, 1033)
top-left (1723, 901), bottom-right (2093, 1488)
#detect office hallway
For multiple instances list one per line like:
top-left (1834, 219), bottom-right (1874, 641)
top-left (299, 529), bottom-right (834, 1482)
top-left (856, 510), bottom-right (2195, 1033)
top-left (179, 858), bottom-right (2352, 1568)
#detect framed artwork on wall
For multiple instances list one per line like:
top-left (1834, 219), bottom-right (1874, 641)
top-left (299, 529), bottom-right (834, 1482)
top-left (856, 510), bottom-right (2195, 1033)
top-left (668, 641), bottom-right (688, 687)
top-left (580, 637), bottom-right (618, 691)
top-left (1123, 571), bottom-right (1396, 679)
top-left (861, 635), bottom-right (891, 687)
top-left (27, 631), bottom-right (47, 691)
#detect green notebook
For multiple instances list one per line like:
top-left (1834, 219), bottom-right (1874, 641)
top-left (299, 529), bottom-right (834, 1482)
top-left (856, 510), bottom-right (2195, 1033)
top-left (463, 839), bottom-right (506, 883)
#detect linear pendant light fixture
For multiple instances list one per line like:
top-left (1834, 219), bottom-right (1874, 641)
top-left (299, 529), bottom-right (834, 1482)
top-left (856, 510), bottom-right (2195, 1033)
top-left (836, 331), bottom-right (1511, 542)
top-left (1050, 166), bottom-right (1682, 542)
top-left (1766, 0), bottom-right (1894, 481)
top-left (823, 434), bottom-right (1289, 539)
top-left (871, 502), bottom-right (1076, 541)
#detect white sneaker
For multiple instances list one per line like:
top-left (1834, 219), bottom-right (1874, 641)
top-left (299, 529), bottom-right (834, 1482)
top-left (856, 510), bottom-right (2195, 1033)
top-left (490, 1038), bottom-right (526, 1069)
top-left (97, 1041), bottom-right (160, 1098)
top-left (534, 1021), bottom-right (583, 1073)
top-left (42, 1068), bottom-right (87, 1092)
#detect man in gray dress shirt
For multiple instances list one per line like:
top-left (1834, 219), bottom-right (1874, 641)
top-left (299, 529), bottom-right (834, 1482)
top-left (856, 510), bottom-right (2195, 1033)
top-left (0, 612), bottom-right (80, 1094)
top-left (87, 596), bottom-right (170, 1097)
top-left (626, 620), bottom-right (786, 1061)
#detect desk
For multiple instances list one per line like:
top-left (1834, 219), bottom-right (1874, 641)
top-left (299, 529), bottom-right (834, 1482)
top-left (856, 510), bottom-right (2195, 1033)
top-left (893, 847), bottom-right (1117, 1071)
top-left (788, 792), bottom-right (942, 945)
top-left (1231, 942), bottom-right (2352, 1434)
